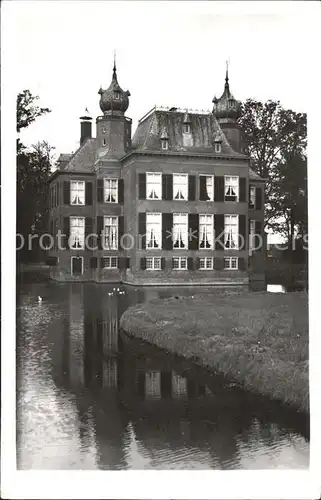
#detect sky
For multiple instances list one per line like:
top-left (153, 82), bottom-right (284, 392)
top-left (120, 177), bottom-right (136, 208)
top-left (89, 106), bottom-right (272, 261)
top-left (5, 0), bottom-right (317, 158)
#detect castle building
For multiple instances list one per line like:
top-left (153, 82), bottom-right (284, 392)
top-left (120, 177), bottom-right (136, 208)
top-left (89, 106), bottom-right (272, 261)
top-left (47, 62), bottom-right (265, 287)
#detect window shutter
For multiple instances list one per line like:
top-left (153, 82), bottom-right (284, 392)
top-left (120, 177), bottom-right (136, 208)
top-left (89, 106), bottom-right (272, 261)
top-left (256, 220), bottom-right (262, 235)
top-left (162, 213), bottom-right (173, 250)
top-left (214, 257), bottom-right (224, 270)
top-left (138, 173), bottom-right (146, 200)
top-left (199, 176), bottom-right (207, 201)
top-left (85, 217), bottom-right (93, 249)
top-left (138, 212), bottom-right (146, 249)
top-left (195, 257), bottom-right (200, 270)
top-left (118, 216), bottom-right (124, 249)
top-left (171, 257), bottom-right (175, 269)
top-left (118, 257), bottom-right (124, 269)
top-left (239, 178), bottom-right (246, 202)
top-left (46, 256), bottom-right (58, 266)
top-left (90, 257), bottom-right (97, 269)
top-left (63, 181), bottom-right (70, 205)
top-left (161, 257), bottom-right (166, 270)
top-left (97, 216), bottom-right (104, 250)
top-left (100, 257), bottom-right (105, 269)
top-left (97, 179), bottom-right (104, 203)
top-left (255, 187), bottom-right (262, 210)
top-left (214, 176), bottom-right (224, 202)
top-left (188, 175), bottom-right (196, 201)
top-left (187, 257), bottom-right (194, 270)
top-left (118, 179), bottom-right (124, 204)
top-left (140, 257), bottom-right (146, 270)
top-left (162, 174), bottom-right (173, 200)
top-left (238, 257), bottom-right (246, 271)
top-left (85, 181), bottom-right (93, 205)
top-left (63, 217), bottom-right (70, 249)
top-left (239, 215), bottom-right (246, 251)
top-left (126, 257), bottom-right (130, 269)
top-left (188, 213), bottom-right (199, 250)
top-left (50, 219), bottom-right (54, 235)
top-left (248, 185), bottom-right (252, 208)
top-left (214, 214), bottom-right (225, 250)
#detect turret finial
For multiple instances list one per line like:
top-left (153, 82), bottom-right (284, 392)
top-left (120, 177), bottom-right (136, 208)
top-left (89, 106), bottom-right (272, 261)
top-left (113, 50), bottom-right (117, 75)
top-left (225, 59), bottom-right (230, 89)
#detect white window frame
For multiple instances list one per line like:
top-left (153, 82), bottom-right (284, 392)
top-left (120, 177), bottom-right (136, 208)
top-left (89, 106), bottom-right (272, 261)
top-left (70, 180), bottom-right (85, 205)
top-left (173, 213), bottom-right (188, 249)
top-left (172, 257), bottom-right (188, 270)
top-left (146, 213), bottom-right (162, 249)
top-left (146, 257), bottom-right (162, 270)
top-left (114, 90), bottom-right (121, 100)
top-left (71, 256), bottom-right (84, 275)
top-left (215, 142), bottom-right (222, 153)
top-left (199, 214), bottom-right (214, 249)
top-left (70, 216), bottom-right (85, 249)
top-left (224, 257), bottom-right (239, 270)
top-left (102, 138), bottom-right (106, 147)
top-left (173, 173), bottom-right (188, 201)
top-left (161, 139), bottom-right (168, 150)
top-left (224, 176), bottom-right (239, 202)
top-left (146, 172), bottom-right (162, 200)
top-left (104, 178), bottom-right (118, 203)
top-left (103, 216), bottom-right (118, 250)
top-left (183, 123), bottom-right (191, 134)
top-left (249, 186), bottom-right (256, 208)
top-left (102, 256), bottom-right (118, 269)
top-left (224, 214), bottom-right (239, 249)
top-left (249, 219), bottom-right (256, 254)
top-left (200, 175), bottom-right (214, 201)
top-left (199, 257), bottom-right (214, 270)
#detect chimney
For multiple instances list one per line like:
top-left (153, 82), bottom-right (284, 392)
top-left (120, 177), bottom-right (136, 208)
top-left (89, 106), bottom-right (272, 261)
top-left (80, 107), bottom-right (92, 145)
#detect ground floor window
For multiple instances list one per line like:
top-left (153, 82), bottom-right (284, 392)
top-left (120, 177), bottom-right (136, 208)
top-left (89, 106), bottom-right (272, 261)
top-left (172, 257), bottom-right (187, 270)
top-left (102, 256), bottom-right (118, 269)
top-left (71, 256), bottom-right (84, 275)
top-left (224, 257), bottom-right (238, 270)
top-left (199, 257), bottom-right (213, 270)
top-left (146, 257), bottom-right (162, 270)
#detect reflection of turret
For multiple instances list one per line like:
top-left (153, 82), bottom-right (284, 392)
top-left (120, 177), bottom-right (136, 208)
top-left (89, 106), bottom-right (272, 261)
top-left (102, 357), bottom-right (118, 389)
top-left (68, 284), bottom-right (85, 388)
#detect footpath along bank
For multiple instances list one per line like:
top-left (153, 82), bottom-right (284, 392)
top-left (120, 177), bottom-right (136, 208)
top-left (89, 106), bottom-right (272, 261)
top-left (120, 290), bottom-right (309, 413)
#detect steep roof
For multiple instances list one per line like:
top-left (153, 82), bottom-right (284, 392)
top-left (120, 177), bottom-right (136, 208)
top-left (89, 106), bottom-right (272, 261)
top-left (249, 168), bottom-right (265, 181)
top-left (62, 138), bottom-right (97, 173)
top-left (132, 108), bottom-right (246, 157)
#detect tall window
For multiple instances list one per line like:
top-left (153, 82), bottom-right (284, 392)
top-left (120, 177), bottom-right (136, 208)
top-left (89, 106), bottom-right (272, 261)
top-left (146, 173), bottom-right (162, 200)
top-left (172, 257), bottom-right (187, 270)
top-left (70, 217), bottom-right (85, 249)
top-left (200, 175), bottom-right (214, 201)
top-left (104, 216), bottom-right (118, 250)
top-left (146, 257), bottom-right (162, 270)
top-left (146, 213), bottom-right (162, 249)
top-left (224, 257), bottom-right (238, 270)
top-left (104, 179), bottom-right (118, 203)
top-left (224, 215), bottom-right (239, 249)
top-left (173, 213), bottom-right (188, 249)
top-left (70, 181), bottom-right (85, 205)
top-left (173, 174), bottom-right (188, 200)
top-left (199, 214), bottom-right (214, 249)
top-left (249, 186), bottom-right (256, 208)
top-left (249, 219), bottom-right (256, 252)
top-left (224, 176), bottom-right (239, 202)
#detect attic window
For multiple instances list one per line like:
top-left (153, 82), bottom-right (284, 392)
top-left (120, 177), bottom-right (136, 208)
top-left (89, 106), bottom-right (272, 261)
top-left (215, 142), bottom-right (222, 153)
top-left (161, 139), bottom-right (168, 150)
top-left (183, 124), bottom-right (191, 134)
top-left (102, 138), bottom-right (106, 147)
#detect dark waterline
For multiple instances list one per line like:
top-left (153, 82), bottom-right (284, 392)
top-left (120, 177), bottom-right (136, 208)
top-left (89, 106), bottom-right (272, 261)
top-left (16, 277), bottom-right (309, 469)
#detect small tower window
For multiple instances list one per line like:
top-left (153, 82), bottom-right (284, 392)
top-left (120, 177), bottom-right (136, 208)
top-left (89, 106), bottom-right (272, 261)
top-left (102, 138), bottom-right (106, 147)
top-left (114, 90), bottom-right (120, 100)
top-left (102, 127), bottom-right (106, 133)
top-left (183, 123), bottom-right (191, 134)
top-left (215, 142), bottom-right (222, 153)
top-left (161, 139), bottom-right (168, 150)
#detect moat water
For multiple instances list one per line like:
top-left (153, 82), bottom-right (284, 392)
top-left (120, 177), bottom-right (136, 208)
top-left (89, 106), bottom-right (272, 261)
top-left (16, 276), bottom-right (309, 469)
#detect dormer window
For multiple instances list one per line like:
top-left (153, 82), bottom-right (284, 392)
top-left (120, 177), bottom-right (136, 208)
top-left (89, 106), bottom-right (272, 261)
top-left (215, 142), bottom-right (222, 153)
top-left (102, 138), bottom-right (106, 147)
top-left (183, 123), bottom-right (191, 134)
top-left (114, 90), bottom-right (121, 100)
top-left (161, 139), bottom-right (168, 150)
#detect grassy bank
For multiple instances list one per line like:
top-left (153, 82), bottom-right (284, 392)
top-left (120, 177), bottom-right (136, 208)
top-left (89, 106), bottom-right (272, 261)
top-left (120, 290), bottom-right (309, 413)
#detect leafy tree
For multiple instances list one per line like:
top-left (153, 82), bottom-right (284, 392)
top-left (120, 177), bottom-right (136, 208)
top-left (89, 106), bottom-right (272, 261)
top-left (17, 89), bottom-right (50, 133)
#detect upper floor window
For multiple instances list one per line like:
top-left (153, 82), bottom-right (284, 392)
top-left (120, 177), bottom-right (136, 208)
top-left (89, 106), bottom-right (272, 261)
top-left (146, 213), bottom-right (162, 249)
top-left (104, 179), bottom-right (118, 203)
top-left (249, 219), bottom-right (256, 252)
top-left (70, 181), bottom-right (85, 205)
top-left (224, 176), bottom-right (239, 202)
top-left (199, 175), bottom-right (214, 201)
top-left (104, 216), bottom-right (118, 250)
top-left (215, 142), bottom-right (222, 153)
top-left (224, 214), bottom-right (239, 249)
top-left (146, 173), bottom-right (162, 200)
top-left (70, 217), bottom-right (85, 249)
top-left (249, 186), bottom-right (256, 208)
top-left (102, 127), bottom-right (106, 133)
top-left (161, 139), bottom-right (168, 150)
top-left (173, 174), bottom-right (188, 200)
top-left (173, 213), bottom-right (188, 249)
top-left (199, 214), bottom-right (214, 249)
top-left (183, 123), bottom-right (191, 134)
